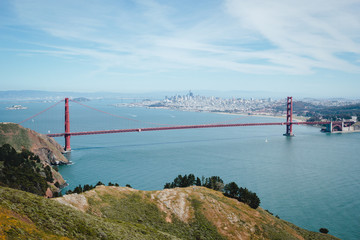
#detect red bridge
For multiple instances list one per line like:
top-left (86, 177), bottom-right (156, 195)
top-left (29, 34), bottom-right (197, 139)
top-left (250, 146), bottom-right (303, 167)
top-left (19, 97), bottom-right (351, 152)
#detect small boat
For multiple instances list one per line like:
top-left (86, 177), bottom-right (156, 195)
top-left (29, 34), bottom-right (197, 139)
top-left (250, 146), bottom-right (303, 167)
top-left (265, 138), bottom-right (268, 143)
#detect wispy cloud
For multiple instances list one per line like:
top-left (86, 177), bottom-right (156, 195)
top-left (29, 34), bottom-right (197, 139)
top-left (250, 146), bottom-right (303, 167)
top-left (6, 0), bottom-right (360, 77)
top-left (225, 0), bottom-right (360, 73)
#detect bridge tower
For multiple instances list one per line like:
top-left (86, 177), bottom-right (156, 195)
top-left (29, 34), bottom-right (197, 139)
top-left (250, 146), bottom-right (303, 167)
top-left (284, 96), bottom-right (294, 137)
top-left (64, 98), bottom-right (71, 151)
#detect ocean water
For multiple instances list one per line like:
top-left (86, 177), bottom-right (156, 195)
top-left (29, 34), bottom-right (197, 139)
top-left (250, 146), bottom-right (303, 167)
top-left (1, 99), bottom-right (359, 240)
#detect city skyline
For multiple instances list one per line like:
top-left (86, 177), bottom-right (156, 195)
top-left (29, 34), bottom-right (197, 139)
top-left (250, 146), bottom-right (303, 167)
top-left (1, 0), bottom-right (360, 98)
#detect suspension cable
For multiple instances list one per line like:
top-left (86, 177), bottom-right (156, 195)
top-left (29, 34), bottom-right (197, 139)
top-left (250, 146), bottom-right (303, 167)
top-left (18, 99), bottom-right (64, 124)
top-left (70, 99), bottom-right (173, 126)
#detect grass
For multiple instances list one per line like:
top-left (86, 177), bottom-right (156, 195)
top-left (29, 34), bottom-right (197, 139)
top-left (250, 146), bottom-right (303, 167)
top-left (0, 187), bottom-right (179, 240)
top-left (0, 123), bottom-right (31, 151)
top-left (91, 190), bottom-right (226, 240)
top-left (0, 185), bottom-right (341, 240)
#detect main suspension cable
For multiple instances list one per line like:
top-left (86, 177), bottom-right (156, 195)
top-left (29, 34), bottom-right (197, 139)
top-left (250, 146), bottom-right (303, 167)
top-left (18, 99), bottom-right (64, 124)
top-left (70, 99), bottom-right (174, 126)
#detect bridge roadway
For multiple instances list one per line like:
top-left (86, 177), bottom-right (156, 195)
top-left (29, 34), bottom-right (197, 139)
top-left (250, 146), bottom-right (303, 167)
top-left (46, 121), bottom-right (334, 137)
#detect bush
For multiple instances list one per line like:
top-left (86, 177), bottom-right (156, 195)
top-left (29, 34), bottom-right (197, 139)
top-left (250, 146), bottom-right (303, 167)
top-left (238, 187), bottom-right (260, 209)
top-left (203, 176), bottom-right (224, 191)
top-left (319, 228), bottom-right (329, 234)
top-left (164, 174), bottom-right (196, 188)
top-left (224, 182), bottom-right (239, 198)
top-left (44, 165), bottom-right (54, 183)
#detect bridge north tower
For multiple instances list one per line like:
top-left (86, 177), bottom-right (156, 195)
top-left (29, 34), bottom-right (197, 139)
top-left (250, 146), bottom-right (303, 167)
top-left (284, 96), bottom-right (294, 137)
top-left (64, 98), bottom-right (71, 151)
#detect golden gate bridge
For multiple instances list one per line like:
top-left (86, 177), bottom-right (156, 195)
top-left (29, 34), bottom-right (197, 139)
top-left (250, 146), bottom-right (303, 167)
top-left (18, 97), bottom-right (353, 152)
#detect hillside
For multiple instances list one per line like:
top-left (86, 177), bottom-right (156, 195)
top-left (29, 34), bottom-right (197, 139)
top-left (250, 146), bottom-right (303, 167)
top-left (0, 185), bottom-right (339, 239)
top-left (55, 185), bottom-right (339, 240)
top-left (0, 122), bottom-right (69, 193)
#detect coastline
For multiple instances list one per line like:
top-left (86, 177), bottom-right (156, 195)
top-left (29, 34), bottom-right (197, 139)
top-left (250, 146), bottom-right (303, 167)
top-left (145, 106), bottom-right (308, 122)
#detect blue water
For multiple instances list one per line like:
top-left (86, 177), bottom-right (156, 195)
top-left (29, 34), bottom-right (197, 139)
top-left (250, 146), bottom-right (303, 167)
top-left (1, 99), bottom-right (359, 240)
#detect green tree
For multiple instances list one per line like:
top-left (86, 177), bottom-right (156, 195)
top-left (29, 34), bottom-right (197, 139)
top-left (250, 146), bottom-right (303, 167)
top-left (224, 182), bottom-right (239, 198)
top-left (44, 165), bottom-right (54, 183)
top-left (96, 181), bottom-right (104, 186)
top-left (0, 144), bottom-right (48, 196)
top-left (195, 177), bottom-right (202, 186)
top-left (238, 187), bottom-right (260, 209)
top-left (73, 185), bottom-right (83, 194)
top-left (203, 176), bottom-right (224, 191)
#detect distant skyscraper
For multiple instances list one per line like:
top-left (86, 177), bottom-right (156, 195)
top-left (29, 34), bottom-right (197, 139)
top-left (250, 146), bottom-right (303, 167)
top-left (188, 90), bottom-right (194, 98)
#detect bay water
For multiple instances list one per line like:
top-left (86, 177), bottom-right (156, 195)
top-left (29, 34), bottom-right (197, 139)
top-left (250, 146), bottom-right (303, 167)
top-left (1, 99), bottom-right (359, 239)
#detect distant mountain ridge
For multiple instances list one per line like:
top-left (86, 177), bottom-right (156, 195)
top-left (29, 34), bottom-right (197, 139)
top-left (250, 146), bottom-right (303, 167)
top-left (0, 90), bottom-right (288, 101)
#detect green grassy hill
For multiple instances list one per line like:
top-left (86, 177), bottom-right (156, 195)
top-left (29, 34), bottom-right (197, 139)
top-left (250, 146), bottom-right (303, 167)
top-left (0, 185), bottom-right (339, 240)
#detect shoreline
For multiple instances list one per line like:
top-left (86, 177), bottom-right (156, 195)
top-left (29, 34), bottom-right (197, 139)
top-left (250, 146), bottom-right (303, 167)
top-left (145, 106), bottom-right (308, 122)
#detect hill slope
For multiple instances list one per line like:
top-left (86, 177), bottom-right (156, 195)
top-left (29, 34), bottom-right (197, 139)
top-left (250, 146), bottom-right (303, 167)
top-left (0, 184), bottom-right (339, 240)
top-left (0, 185), bottom-right (340, 239)
top-left (55, 185), bottom-right (339, 240)
top-left (0, 186), bottom-right (180, 240)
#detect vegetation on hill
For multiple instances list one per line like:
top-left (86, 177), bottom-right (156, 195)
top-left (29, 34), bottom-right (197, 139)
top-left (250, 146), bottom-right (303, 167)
top-left (164, 174), bottom-right (260, 209)
top-left (0, 187), bottom-right (175, 240)
top-left (0, 123), bottom-right (31, 150)
top-left (0, 123), bottom-right (69, 193)
top-left (0, 122), bottom-right (68, 165)
top-left (0, 144), bottom-right (58, 196)
top-left (65, 181), bottom-right (120, 195)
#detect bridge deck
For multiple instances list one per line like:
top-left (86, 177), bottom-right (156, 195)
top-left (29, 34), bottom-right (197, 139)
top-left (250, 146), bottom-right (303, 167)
top-left (46, 121), bottom-right (336, 137)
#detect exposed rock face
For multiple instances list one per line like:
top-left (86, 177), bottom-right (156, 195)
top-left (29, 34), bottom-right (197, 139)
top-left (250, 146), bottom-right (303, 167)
top-left (0, 122), bottom-right (68, 188)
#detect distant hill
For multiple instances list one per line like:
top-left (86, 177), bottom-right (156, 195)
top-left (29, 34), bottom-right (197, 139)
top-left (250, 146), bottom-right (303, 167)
top-left (0, 90), bottom-right (160, 101)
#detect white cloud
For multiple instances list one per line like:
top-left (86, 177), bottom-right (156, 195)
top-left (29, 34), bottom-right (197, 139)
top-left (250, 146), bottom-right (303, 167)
top-left (225, 0), bottom-right (360, 73)
top-left (8, 0), bottom-right (360, 77)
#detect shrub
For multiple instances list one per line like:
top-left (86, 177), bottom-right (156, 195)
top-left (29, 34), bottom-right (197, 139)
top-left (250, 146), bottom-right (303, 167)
top-left (319, 228), bottom-right (329, 234)
top-left (203, 176), bottom-right (224, 191)
top-left (224, 182), bottom-right (239, 198)
top-left (238, 187), bottom-right (260, 209)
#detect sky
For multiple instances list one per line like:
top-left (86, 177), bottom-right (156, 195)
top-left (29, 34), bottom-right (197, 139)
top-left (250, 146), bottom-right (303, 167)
top-left (0, 0), bottom-right (360, 98)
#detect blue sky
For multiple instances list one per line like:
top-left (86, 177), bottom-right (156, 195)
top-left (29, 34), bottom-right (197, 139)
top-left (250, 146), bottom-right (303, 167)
top-left (0, 0), bottom-right (360, 97)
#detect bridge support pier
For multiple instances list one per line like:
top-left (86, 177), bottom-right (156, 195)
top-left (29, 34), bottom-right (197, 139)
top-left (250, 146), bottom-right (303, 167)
top-left (64, 98), bottom-right (71, 152)
top-left (283, 96), bottom-right (294, 137)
